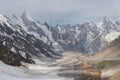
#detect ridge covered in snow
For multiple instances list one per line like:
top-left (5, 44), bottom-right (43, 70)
top-left (1, 12), bottom-right (120, 54)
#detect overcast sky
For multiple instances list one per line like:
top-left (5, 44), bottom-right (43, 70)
top-left (0, 0), bottom-right (120, 25)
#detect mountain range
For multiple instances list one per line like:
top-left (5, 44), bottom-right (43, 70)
top-left (0, 12), bottom-right (120, 63)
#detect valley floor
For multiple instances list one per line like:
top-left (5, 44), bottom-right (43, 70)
top-left (0, 61), bottom-right (72, 80)
top-left (0, 52), bottom-right (120, 80)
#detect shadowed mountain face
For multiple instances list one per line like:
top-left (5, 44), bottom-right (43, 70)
top-left (0, 14), bottom-right (61, 64)
top-left (0, 43), bottom-right (35, 66)
top-left (51, 22), bottom-right (106, 53)
top-left (0, 43), bottom-right (21, 66)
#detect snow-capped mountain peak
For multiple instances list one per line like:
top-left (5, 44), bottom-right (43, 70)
top-left (101, 16), bottom-right (119, 33)
top-left (21, 11), bottom-right (34, 22)
top-left (12, 14), bottom-right (19, 21)
top-left (85, 20), bottom-right (96, 26)
top-left (0, 15), bottom-right (10, 26)
top-left (103, 16), bottom-right (111, 22)
top-left (20, 11), bottom-right (36, 27)
top-left (0, 14), bottom-right (18, 31)
top-left (102, 16), bottom-right (116, 27)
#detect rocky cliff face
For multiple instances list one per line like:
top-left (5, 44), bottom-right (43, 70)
top-left (0, 44), bottom-right (21, 66)
top-left (0, 43), bottom-right (35, 66)
top-left (0, 14), bottom-right (61, 65)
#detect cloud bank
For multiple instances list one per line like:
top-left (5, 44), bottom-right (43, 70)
top-left (0, 0), bottom-right (120, 24)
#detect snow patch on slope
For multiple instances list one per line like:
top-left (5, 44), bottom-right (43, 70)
top-left (11, 47), bottom-right (16, 53)
top-left (37, 23), bottom-right (55, 42)
top-left (0, 15), bottom-right (16, 31)
top-left (105, 31), bottom-right (120, 42)
top-left (24, 12), bottom-right (34, 22)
